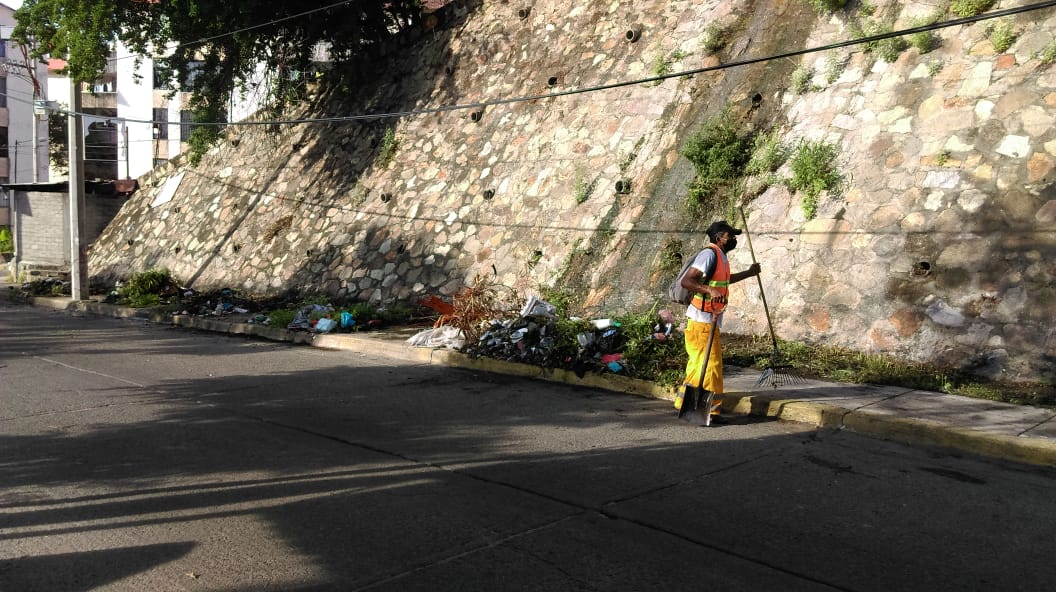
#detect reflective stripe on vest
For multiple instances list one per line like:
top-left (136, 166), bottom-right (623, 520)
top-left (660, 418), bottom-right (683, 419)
top-left (691, 244), bottom-right (731, 314)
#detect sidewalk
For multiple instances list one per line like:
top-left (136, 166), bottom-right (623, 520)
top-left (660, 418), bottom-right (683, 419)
top-left (10, 289), bottom-right (1056, 468)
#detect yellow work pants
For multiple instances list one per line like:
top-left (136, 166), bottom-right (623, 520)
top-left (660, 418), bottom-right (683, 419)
top-left (683, 319), bottom-right (723, 411)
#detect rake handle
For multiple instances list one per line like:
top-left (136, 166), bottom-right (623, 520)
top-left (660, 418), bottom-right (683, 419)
top-left (739, 206), bottom-right (779, 353)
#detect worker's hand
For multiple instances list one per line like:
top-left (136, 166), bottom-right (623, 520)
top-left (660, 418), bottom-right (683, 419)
top-left (747, 263), bottom-right (761, 277)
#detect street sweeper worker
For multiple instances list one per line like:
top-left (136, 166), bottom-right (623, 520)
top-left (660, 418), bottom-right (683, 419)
top-left (677, 220), bottom-right (760, 425)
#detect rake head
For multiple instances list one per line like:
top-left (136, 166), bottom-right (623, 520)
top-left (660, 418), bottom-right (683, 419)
top-left (756, 365), bottom-right (806, 388)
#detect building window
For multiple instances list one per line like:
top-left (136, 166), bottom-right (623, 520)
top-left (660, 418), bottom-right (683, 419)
top-left (152, 108), bottom-right (168, 140)
top-left (180, 110), bottom-right (225, 142)
top-left (153, 64), bottom-right (171, 90)
top-left (0, 78), bottom-right (6, 108)
top-left (179, 60), bottom-right (205, 90)
top-left (180, 110), bottom-right (196, 142)
top-left (0, 38), bottom-right (6, 59)
top-left (0, 127), bottom-right (8, 158)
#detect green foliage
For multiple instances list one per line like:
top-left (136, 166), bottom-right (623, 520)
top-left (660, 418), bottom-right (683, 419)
top-left (118, 268), bottom-right (178, 308)
top-left (876, 36), bottom-right (909, 63)
top-left (648, 50), bottom-right (689, 85)
top-left (266, 308), bottom-right (297, 329)
top-left (377, 127), bottom-right (399, 168)
top-left (948, 0), bottom-right (995, 18)
top-left (790, 67), bottom-right (813, 95)
top-left (680, 110), bottom-right (752, 215)
top-left (907, 15), bottom-right (942, 54)
top-left (853, 19), bottom-right (909, 62)
top-left (804, 0), bottom-right (849, 13)
top-left (701, 23), bottom-right (729, 53)
top-left (824, 53), bottom-right (847, 84)
top-left (851, 19), bottom-right (908, 62)
top-left (723, 335), bottom-right (1054, 407)
top-left (48, 105), bottom-right (69, 176)
top-left (612, 309), bottom-right (686, 384)
top-left (1038, 43), bottom-right (1056, 67)
top-left (377, 303), bottom-right (415, 324)
top-left (538, 286), bottom-right (578, 317)
top-left (0, 226), bottom-right (13, 253)
top-left (186, 124), bottom-right (221, 167)
top-left (927, 59), bottom-right (944, 76)
top-left (346, 302), bottom-right (377, 320)
top-left (987, 19), bottom-right (1017, 53)
top-left (618, 137), bottom-right (645, 173)
top-left (551, 317), bottom-right (594, 366)
top-left (12, 0), bottom-right (421, 133)
top-left (746, 129), bottom-right (789, 176)
top-left (787, 139), bottom-right (843, 219)
top-left (649, 53), bottom-right (671, 82)
top-left (657, 240), bottom-right (684, 277)
top-left (573, 175), bottom-right (596, 204)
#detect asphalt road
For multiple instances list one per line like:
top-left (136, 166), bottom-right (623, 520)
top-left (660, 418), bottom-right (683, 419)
top-left (2, 303), bottom-right (1056, 592)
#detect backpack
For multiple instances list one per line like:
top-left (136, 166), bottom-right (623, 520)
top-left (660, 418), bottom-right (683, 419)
top-left (667, 246), bottom-right (715, 305)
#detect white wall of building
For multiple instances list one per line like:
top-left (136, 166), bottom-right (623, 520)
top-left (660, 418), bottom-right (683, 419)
top-left (115, 41), bottom-right (269, 179)
top-left (1, 7), bottom-right (49, 184)
top-left (115, 40), bottom-right (160, 179)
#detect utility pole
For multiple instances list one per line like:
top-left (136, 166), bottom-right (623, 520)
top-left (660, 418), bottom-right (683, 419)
top-left (124, 124), bottom-right (130, 179)
top-left (68, 78), bottom-right (88, 300)
top-left (31, 108), bottom-right (39, 182)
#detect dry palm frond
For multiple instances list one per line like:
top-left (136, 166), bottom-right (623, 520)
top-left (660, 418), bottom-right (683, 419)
top-left (437, 274), bottom-right (514, 343)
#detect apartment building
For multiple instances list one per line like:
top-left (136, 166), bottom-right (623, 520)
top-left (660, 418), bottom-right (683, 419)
top-left (44, 40), bottom-right (271, 183)
top-left (0, 2), bottom-right (49, 225)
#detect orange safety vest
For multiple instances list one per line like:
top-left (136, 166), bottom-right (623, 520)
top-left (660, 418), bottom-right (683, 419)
top-left (690, 244), bottom-right (730, 314)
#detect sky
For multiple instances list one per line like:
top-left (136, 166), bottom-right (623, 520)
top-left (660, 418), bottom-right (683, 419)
top-left (0, 1), bottom-right (21, 10)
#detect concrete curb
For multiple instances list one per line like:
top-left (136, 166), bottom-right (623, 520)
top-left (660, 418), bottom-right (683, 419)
top-left (16, 294), bottom-right (1056, 468)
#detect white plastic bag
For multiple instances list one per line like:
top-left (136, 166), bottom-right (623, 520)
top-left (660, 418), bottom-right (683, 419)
top-left (407, 326), bottom-right (466, 349)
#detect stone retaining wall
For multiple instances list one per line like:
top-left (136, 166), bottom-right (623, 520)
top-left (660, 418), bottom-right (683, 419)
top-left (87, 0), bottom-right (1056, 382)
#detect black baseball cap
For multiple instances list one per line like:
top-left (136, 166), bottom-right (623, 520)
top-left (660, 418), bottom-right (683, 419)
top-left (706, 220), bottom-right (742, 239)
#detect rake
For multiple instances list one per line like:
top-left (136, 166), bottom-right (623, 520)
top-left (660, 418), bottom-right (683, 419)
top-left (740, 206), bottom-right (805, 388)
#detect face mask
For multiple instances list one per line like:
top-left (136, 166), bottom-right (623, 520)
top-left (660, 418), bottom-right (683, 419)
top-left (724, 237), bottom-right (738, 252)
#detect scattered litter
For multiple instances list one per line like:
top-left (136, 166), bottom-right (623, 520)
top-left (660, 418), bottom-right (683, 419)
top-left (420, 294), bottom-right (455, 315)
top-left (520, 295), bottom-right (558, 317)
top-left (287, 304), bottom-right (334, 331)
top-left (407, 325), bottom-right (466, 349)
top-left (591, 318), bottom-right (617, 330)
top-left (315, 317), bottom-right (338, 332)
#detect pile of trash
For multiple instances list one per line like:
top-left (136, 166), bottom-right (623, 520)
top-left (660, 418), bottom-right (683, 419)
top-left (19, 278), bottom-right (71, 297)
top-left (408, 296), bottom-right (680, 379)
top-left (172, 287), bottom-right (258, 316)
top-left (279, 303), bottom-right (385, 332)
